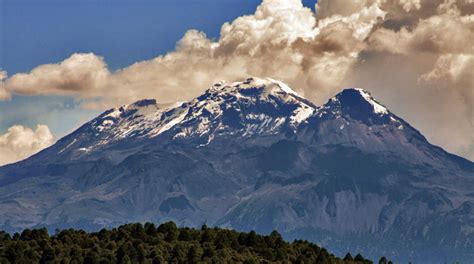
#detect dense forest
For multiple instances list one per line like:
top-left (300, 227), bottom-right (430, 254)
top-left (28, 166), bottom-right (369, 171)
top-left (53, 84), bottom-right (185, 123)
top-left (0, 222), bottom-right (391, 263)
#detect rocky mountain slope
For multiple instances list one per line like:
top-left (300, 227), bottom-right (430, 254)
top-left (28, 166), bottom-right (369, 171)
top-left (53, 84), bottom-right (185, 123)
top-left (0, 78), bottom-right (473, 263)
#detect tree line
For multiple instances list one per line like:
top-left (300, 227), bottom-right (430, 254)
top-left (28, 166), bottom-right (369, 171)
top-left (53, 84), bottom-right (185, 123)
top-left (0, 221), bottom-right (391, 263)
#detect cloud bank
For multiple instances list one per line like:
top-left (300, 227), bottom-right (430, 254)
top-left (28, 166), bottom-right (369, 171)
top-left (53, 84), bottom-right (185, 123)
top-left (0, 125), bottom-right (54, 166)
top-left (1, 0), bottom-right (473, 159)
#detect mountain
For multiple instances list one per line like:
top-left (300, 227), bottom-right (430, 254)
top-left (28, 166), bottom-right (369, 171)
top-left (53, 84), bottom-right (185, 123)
top-left (0, 77), bottom-right (473, 263)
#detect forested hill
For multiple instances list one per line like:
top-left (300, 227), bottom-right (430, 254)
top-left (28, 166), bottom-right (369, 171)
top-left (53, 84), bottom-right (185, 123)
top-left (0, 222), bottom-right (387, 264)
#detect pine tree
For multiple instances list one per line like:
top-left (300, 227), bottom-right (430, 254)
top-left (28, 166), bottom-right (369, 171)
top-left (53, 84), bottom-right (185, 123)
top-left (344, 253), bottom-right (354, 261)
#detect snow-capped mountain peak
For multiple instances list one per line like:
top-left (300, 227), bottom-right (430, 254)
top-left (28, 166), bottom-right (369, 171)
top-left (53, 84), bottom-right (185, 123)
top-left (318, 88), bottom-right (397, 127)
top-left (207, 77), bottom-right (302, 102)
top-left (163, 77), bottom-right (317, 144)
top-left (352, 88), bottom-right (388, 115)
top-left (329, 88), bottom-right (389, 115)
top-left (101, 99), bottom-right (160, 120)
top-left (56, 79), bottom-right (413, 158)
top-left (57, 78), bottom-right (319, 155)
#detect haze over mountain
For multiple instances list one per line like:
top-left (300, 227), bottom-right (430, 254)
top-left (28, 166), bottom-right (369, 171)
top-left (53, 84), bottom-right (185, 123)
top-left (0, 78), bottom-right (472, 263)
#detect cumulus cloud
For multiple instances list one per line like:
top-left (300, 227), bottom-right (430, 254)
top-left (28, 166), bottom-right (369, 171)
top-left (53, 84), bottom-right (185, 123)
top-left (421, 54), bottom-right (474, 85)
top-left (368, 14), bottom-right (474, 54)
top-left (1, 0), bottom-right (378, 105)
top-left (0, 125), bottom-right (55, 166)
top-left (0, 0), bottom-right (473, 159)
top-left (5, 54), bottom-right (110, 98)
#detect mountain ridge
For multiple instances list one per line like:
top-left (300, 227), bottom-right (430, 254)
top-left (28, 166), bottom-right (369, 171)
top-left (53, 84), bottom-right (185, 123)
top-left (20, 77), bottom-right (441, 161)
top-left (0, 77), bottom-right (472, 263)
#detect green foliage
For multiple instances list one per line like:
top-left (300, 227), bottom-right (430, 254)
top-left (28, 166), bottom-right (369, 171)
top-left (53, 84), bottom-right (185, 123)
top-left (378, 256), bottom-right (388, 264)
top-left (0, 222), bottom-right (384, 263)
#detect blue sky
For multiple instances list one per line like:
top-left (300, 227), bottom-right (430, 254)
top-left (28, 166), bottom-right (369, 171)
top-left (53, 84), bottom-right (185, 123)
top-left (0, 0), bottom-right (315, 137)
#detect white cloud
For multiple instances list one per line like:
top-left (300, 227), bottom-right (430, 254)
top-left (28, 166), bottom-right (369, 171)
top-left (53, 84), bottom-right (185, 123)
top-left (4, 53), bottom-right (110, 98)
top-left (0, 125), bottom-right (55, 166)
top-left (421, 54), bottom-right (474, 84)
top-left (399, 0), bottom-right (421, 12)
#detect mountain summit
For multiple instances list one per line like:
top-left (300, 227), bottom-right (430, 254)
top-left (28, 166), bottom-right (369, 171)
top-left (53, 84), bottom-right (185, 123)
top-left (49, 77), bottom-right (317, 159)
top-left (0, 78), bottom-right (473, 263)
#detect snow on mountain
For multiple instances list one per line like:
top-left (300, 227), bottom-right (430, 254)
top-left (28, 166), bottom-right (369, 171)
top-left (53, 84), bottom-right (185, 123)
top-left (354, 88), bottom-right (388, 115)
top-left (57, 77), bottom-right (319, 155)
top-left (58, 77), bottom-right (413, 159)
top-left (40, 77), bottom-right (445, 169)
top-left (320, 88), bottom-right (391, 122)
